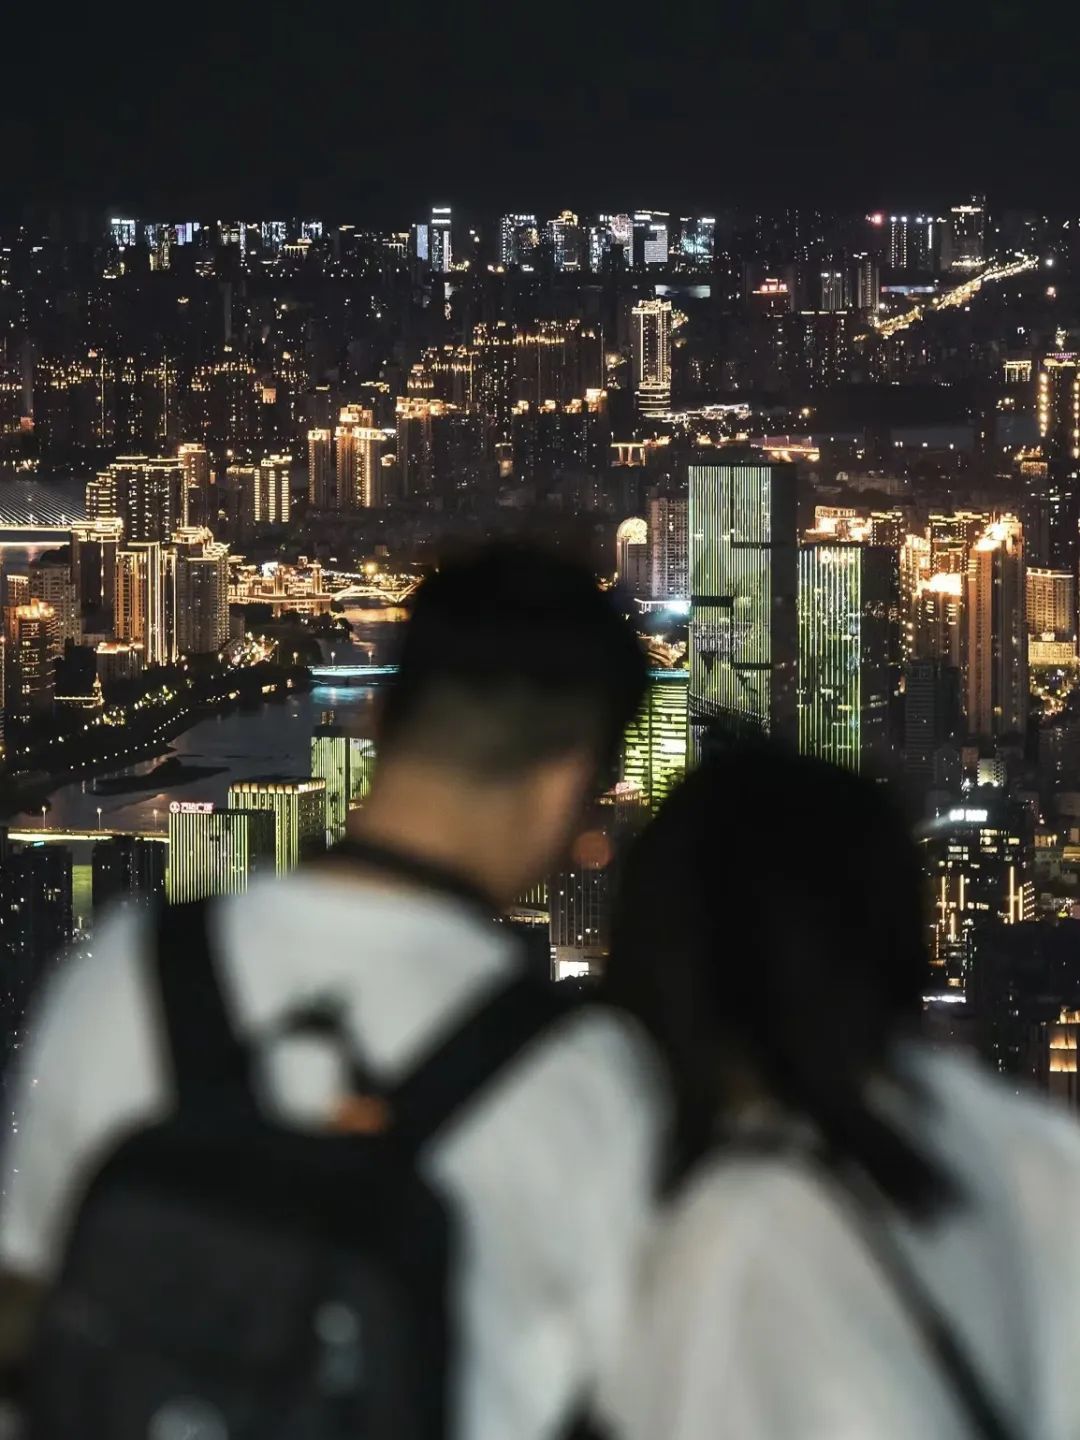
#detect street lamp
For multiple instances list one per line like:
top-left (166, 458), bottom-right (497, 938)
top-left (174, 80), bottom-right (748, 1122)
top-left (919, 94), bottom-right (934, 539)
top-left (40, 805), bottom-right (46, 830)
top-left (153, 807), bottom-right (159, 831)
top-left (97, 807), bottom-right (103, 832)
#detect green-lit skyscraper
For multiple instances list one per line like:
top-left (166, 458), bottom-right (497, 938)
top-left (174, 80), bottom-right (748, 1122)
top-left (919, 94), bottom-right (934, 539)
top-left (311, 712), bottom-right (376, 843)
top-left (797, 543), bottom-right (893, 772)
top-left (621, 670), bottom-right (689, 811)
top-left (227, 777), bottom-right (327, 874)
top-left (166, 807), bottom-right (276, 904)
top-left (689, 461), bottom-right (798, 756)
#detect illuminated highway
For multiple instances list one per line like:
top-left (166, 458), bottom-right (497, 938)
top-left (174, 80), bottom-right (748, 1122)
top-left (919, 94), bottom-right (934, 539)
top-left (860, 254), bottom-right (1040, 341)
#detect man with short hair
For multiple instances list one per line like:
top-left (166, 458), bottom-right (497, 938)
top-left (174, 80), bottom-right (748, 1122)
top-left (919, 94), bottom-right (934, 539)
top-left (0, 543), bottom-right (662, 1440)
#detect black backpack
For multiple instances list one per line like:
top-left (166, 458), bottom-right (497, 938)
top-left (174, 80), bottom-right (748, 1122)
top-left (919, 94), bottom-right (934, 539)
top-left (28, 894), bottom-right (575, 1440)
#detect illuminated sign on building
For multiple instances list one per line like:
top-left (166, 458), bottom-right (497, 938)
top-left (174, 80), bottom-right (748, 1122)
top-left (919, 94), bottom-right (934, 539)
top-left (169, 801), bottom-right (215, 815)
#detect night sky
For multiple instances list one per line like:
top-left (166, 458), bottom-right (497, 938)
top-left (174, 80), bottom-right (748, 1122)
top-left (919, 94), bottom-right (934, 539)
top-left (5, 0), bottom-right (1075, 220)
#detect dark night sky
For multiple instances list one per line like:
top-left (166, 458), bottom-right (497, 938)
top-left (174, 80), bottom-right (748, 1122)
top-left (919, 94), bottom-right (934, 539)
top-left (6, 0), bottom-right (1077, 221)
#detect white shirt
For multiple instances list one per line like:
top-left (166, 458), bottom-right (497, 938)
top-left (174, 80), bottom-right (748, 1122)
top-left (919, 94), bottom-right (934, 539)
top-left (0, 872), bottom-right (663, 1440)
top-left (606, 1045), bottom-right (1080, 1440)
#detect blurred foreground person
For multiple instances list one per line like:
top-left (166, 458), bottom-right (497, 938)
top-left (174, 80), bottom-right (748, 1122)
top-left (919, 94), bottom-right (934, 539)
top-left (603, 748), bottom-right (1080, 1440)
top-left (0, 544), bottom-right (660, 1440)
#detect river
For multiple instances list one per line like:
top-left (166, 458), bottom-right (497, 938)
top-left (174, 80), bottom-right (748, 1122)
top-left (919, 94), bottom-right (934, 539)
top-left (32, 606), bottom-right (407, 835)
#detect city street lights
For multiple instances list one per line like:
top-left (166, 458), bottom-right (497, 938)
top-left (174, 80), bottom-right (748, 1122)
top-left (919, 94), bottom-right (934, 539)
top-left (97, 807), bottom-right (103, 831)
top-left (40, 806), bottom-right (46, 830)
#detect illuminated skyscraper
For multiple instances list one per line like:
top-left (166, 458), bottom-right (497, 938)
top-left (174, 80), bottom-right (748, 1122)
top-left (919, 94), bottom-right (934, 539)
top-left (70, 518), bottom-right (123, 623)
top-left (615, 517), bottom-right (650, 593)
top-left (632, 212), bottom-right (669, 267)
top-left (430, 206), bottom-right (452, 273)
top-left (311, 714), bottom-right (375, 843)
top-left (903, 658), bottom-right (961, 787)
top-left (1026, 566), bottom-right (1077, 667)
top-left (648, 494), bottom-right (689, 601)
top-left (499, 214), bottom-right (539, 267)
top-left (227, 777), bottom-right (327, 874)
top-left (178, 443), bottom-right (211, 527)
top-left (797, 544), bottom-right (893, 773)
top-left (964, 518), bottom-right (1028, 740)
top-left (396, 398), bottom-right (441, 497)
top-left (307, 428), bottom-right (334, 508)
top-left (29, 556), bottom-right (77, 649)
top-left (92, 835), bottom-right (167, 916)
top-left (850, 252), bottom-right (880, 312)
top-left (947, 197), bottom-right (985, 270)
top-left (172, 528), bottom-right (229, 656)
top-left (166, 805), bottom-right (276, 903)
top-left (335, 406), bottom-right (382, 508)
top-left (915, 573), bottom-right (963, 666)
top-left (1037, 354), bottom-right (1080, 460)
top-left (819, 270), bottom-right (846, 312)
top-left (546, 211), bottom-right (584, 270)
top-left (630, 299), bottom-right (672, 417)
top-left (922, 795), bottom-right (1034, 985)
top-left (88, 456), bottom-right (183, 542)
top-left (689, 461), bottom-right (798, 752)
top-left (8, 602), bottom-right (57, 717)
top-left (236, 454), bottom-right (291, 532)
top-left (620, 670), bottom-right (689, 812)
top-left (676, 216), bottom-right (715, 265)
top-left (116, 540), bottom-right (170, 666)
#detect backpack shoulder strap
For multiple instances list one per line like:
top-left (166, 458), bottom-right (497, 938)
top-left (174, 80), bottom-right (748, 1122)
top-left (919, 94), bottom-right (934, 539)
top-left (389, 976), bottom-right (578, 1152)
top-left (153, 898), bottom-right (254, 1114)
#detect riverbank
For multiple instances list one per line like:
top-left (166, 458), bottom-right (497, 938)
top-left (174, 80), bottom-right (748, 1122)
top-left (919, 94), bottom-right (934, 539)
top-left (0, 662), bottom-right (312, 822)
top-left (90, 755), bottom-right (226, 796)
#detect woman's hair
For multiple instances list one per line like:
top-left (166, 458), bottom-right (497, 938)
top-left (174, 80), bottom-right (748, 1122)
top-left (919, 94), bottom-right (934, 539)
top-left (604, 742), bottom-right (951, 1217)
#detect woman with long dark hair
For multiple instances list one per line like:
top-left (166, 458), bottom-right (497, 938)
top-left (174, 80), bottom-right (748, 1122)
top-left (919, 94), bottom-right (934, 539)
top-left (602, 747), bottom-right (1080, 1440)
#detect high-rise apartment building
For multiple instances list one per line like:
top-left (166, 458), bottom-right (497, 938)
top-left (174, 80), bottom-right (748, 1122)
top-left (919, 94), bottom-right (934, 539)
top-left (648, 494), bottom-right (689, 601)
top-left (498, 214), bottom-right (539, 267)
top-left (335, 405), bottom-right (382, 508)
top-left (307, 428), bottom-right (334, 508)
top-left (914, 572), bottom-right (963, 666)
top-left (116, 540), bottom-right (170, 665)
top-left (172, 527), bottom-right (229, 656)
top-left (797, 544), bottom-right (893, 773)
top-left (177, 442), bottom-right (211, 527)
top-left (396, 398), bottom-right (440, 497)
top-left (689, 462), bottom-right (798, 752)
top-left (166, 805), bottom-right (277, 903)
top-left (234, 454), bottom-right (291, 533)
top-left (226, 777), bottom-right (326, 874)
top-left (1037, 354), bottom-right (1080, 461)
top-left (615, 517), bottom-right (650, 594)
top-left (850, 252), bottom-right (880, 312)
top-left (964, 518), bottom-right (1027, 740)
top-left (546, 211), bottom-right (584, 270)
top-left (632, 212), bottom-right (669, 268)
top-left (87, 456), bottom-right (183, 542)
top-left (903, 658), bottom-right (961, 786)
top-left (630, 299), bottom-right (672, 417)
top-left (70, 518), bottom-right (123, 622)
top-left (92, 835), bottom-right (167, 916)
top-left (1026, 566), bottom-right (1077, 667)
top-left (29, 556), bottom-right (77, 649)
top-left (620, 671), bottom-right (689, 813)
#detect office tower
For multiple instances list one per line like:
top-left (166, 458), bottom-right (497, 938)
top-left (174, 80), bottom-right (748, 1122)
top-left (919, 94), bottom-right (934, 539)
top-left (498, 214), bottom-right (539, 267)
top-left (929, 510), bottom-right (989, 572)
top-left (615, 517), bottom-right (650, 593)
top-left (429, 205), bottom-right (452, 273)
top-left (689, 462), bottom-right (798, 752)
top-left (29, 555), bottom-right (77, 649)
top-left (914, 573), bottom-right (963, 666)
top-left (70, 517), bottom-right (123, 622)
top-left (0, 841), bottom-right (73, 1045)
top-left (888, 215), bottom-right (940, 273)
top-left (676, 216), bottom-right (715, 265)
top-left (797, 544), bottom-right (893, 773)
top-left (648, 495), bottom-right (689, 601)
top-left (307, 428), bottom-right (334, 508)
top-left (620, 670), bottom-right (689, 812)
top-left (177, 443), bottom-right (211, 527)
top-left (166, 805), bottom-right (277, 903)
top-left (116, 540), bottom-right (170, 665)
top-left (8, 602), bottom-right (57, 717)
top-left (819, 270), bottom-right (846, 312)
top-left (172, 527), bottom-right (229, 656)
top-left (335, 405), bottom-right (382, 508)
top-left (922, 794), bottom-right (1034, 986)
top-left (1026, 566), bottom-right (1077, 667)
top-left (227, 777), bottom-right (327, 874)
top-left (311, 714), bottom-right (375, 843)
top-left (630, 299), bottom-right (672, 417)
top-left (546, 211), bottom-right (584, 270)
top-left (88, 456), bottom-right (183, 541)
top-left (948, 196), bottom-right (986, 270)
top-left (850, 252), bottom-right (880, 313)
top-left (903, 658), bottom-right (961, 787)
top-left (964, 518), bottom-right (1027, 740)
top-left (1037, 354), bottom-right (1080, 460)
top-left (632, 212), bottom-right (669, 267)
top-left (92, 835), bottom-right (166, 916)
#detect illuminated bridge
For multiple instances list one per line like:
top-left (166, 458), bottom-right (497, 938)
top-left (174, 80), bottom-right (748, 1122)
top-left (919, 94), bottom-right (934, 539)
top-left (0, 477), bottom-right (86, 538)
top-left (310, 664), bottom-right (400, 685)
top-left (859, 253), bottom-right (1040, 342)
top-left (6, 828), bottom-right (166, 844)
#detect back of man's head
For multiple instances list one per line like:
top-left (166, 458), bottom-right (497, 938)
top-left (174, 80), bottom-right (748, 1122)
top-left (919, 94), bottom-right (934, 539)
top-left (380, 543), bottom-right (647, 785)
